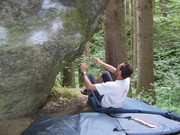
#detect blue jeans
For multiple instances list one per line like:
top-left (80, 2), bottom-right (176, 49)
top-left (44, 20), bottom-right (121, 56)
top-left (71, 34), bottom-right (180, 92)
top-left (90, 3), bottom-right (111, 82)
top-left (87, 71), bottom-right (113, 102)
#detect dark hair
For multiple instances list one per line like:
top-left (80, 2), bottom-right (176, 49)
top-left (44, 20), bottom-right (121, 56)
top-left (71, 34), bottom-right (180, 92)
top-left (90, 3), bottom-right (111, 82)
top-left (120, 62), bottom-right (133, 79)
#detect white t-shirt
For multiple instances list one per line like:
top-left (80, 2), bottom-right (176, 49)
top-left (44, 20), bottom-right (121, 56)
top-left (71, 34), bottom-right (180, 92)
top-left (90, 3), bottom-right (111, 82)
top-left (95, 78), bottom-right (130, 108)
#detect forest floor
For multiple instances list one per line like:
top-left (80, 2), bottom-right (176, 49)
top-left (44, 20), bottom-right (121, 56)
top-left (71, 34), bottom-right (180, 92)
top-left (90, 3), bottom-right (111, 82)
top-left (0, 87), bottom-right (94, 135)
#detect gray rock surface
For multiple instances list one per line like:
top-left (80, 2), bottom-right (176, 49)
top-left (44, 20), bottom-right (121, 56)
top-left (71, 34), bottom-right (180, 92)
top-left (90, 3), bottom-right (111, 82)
top-left (0, 0), bottom-right (109, 119)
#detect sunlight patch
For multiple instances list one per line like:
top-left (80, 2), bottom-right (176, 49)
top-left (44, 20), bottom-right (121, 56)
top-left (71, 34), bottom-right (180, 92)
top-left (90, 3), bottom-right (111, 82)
top-left (51, 19), bottom-right (63, 32)
top-left (0, 26), bottom-right (7, 45)
top-left (29, 30), bottom-right (49, 45)
top-left (42, 0), bottom-right (66, 12)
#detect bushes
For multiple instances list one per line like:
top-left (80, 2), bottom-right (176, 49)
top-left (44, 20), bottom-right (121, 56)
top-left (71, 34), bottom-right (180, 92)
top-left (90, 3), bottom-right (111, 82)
top-left (153, 0), bottom-right (180, 114)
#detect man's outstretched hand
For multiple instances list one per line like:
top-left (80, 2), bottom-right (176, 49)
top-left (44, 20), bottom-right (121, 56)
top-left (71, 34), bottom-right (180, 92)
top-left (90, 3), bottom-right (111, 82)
top-left (79, 57), bottom-right (103, 73)
top-left (79, 63), bottom-right (87, 73)
top-left (93, 57), bottom-right (103, 65)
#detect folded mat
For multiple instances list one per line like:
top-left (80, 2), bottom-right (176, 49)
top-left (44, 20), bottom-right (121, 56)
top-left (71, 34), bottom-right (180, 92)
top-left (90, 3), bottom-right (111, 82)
top-left (89, 92), bottom-right (180, 121)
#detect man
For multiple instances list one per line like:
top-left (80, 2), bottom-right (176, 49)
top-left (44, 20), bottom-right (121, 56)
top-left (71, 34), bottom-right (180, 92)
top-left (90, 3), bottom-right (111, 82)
top-left (79, 57), bottom-right (133, 108)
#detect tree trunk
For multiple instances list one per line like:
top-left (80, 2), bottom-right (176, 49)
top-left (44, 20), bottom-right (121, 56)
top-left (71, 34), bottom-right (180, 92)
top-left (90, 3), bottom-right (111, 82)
top-left (62, 62), bottom-right (75, 88)
top-left (132, 0), bottom-right (137, 70)
top-left (104, 0), bottom-right (127, 80)
top-left (136, 0), bottom-right (155, 104)
top-left (125, 0), bottom-right (131, 25)
top-left (78, 68), bottom-right (84, 88)
top-left (84, 42), bottom-right (90, 72)
top-left (127, 0), bottom-right (134, 98)
top-left (161, 0), bottom-right (168, 17)
top-left (78, 42), bottom-right (90, 88)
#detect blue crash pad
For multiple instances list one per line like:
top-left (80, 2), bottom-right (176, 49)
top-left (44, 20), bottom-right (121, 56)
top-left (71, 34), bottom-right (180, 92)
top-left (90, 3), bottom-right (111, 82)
top-left (21, 92), bottom-right (180, 135)
top-left (22, 113), bottom-right (180, 135)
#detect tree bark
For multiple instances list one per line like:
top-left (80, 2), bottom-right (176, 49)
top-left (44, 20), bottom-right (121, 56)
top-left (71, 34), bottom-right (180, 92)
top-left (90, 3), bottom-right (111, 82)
top-left (78, 42), bottom-right (90, 88)
top-left (104, 0), bottom-right (127, 79)
top-left (127, 0), bottom-right (134, 98)
top-left (161, 0), bottom-right (168, 17)
top-left (136, 0), bottom-right (155, 104)
top-left (125, 0), bottom-right (131, 25)
top-left (78, 68), bottom-right (84, 88)
top-left (132, 0), bottom-right (137, 69)
top-left (62, 62), bottom-right (75, 88)
top-left (84, 42), bottom-right (90, 72)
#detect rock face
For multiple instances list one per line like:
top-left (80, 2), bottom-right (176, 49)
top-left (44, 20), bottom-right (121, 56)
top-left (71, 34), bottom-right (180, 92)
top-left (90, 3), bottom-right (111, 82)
top-left (0, 0), bottom-right (109, 119)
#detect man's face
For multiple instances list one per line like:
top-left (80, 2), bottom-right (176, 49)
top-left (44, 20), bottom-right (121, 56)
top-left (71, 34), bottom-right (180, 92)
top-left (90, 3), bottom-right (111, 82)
top-left (115, 63), bottom-right (124, 75)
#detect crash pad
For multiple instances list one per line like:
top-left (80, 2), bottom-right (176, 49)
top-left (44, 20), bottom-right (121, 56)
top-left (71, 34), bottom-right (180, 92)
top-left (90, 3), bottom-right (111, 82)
top-left (21, 113), bottom-right (180, 135)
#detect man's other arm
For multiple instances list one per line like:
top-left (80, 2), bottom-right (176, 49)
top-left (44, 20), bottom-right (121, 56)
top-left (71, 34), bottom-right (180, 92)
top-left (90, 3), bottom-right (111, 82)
top-left (93, 57), bottom-right (116, 73)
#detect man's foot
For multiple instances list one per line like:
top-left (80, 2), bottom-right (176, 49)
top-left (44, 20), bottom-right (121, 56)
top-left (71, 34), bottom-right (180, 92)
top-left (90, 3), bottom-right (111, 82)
top-left (81, 89), bottom-right (88, 95)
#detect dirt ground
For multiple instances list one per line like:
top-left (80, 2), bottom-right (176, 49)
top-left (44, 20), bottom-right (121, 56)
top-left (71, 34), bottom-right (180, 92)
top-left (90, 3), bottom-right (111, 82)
top-left (0, 88), bottom-right (94, 135)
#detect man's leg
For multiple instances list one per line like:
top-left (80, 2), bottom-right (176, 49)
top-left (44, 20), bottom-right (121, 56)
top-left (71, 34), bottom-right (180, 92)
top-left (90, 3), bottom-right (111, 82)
top-left (87, 72), bottom-right (112, 101)
top-left (81, 71), bottom-right (112, 101)
top-left (82, 74), bottom-right (103, 102)
top-left (87, 74), bottom-right (96, 84)
top-left (89, 71), bottom-right (113, 103)
top-left (102, 71), bottom-right (113, 82)
top-left (87, 74), bottom-right (104, 101)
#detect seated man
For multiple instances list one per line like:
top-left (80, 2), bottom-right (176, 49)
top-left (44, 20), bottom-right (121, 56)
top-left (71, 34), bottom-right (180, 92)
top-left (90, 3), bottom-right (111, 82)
top-left (79, 57), bottom-right (133, 108)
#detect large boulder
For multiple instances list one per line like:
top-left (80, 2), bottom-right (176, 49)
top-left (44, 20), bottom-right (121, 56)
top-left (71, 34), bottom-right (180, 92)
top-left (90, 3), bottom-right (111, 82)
top-left (0, 0), bottom-right (109, 119)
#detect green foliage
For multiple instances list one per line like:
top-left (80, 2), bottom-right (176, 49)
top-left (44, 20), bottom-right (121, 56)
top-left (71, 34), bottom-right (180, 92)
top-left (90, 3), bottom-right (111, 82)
top-left (88, 29), bottom-right (105, 77)
top-left (49, 88), bottom-right (77, 98)
top-left (153, 0), bottom-right (180, 114)
top-left (73, 29), bottom-right (105, 87)
top-left (49, 88), bottom-right (78, 106)
top-left (55, 72), bottom-right (63, 87)
top-left (135, 87), bottom-right (156, 105)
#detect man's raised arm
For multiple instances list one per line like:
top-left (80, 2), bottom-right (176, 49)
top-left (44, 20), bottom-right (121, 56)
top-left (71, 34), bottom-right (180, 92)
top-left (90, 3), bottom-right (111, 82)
top-left (93, 57), bottom-right (116, 73)
top-left (79, 63), bottom-right (97, 90)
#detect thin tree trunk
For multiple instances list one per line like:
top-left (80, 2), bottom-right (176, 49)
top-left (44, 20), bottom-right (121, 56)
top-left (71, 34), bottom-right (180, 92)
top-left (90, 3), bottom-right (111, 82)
top-left (161, 0), bottom-right (168, 17)
top-left (84, 42), bottom-right (90, 72)
top-left (132, 0), bottom-right (137, 70)
top-left (78, 68), bottom-right (83, 88)
top-left (136, 0), bottom-right (155, 104)
top-left (128, 0), bottom-right (134, 98)
top-left (62, 62), bottom-right (75, 88)
top-left (78, 42), bottom-right (90, 88)
top-left (104, 0), bottom-right (127, 80)
top-left (131, 0), bottom-right (138, 92)
top-left (125, 0), bottom-right (131, 25)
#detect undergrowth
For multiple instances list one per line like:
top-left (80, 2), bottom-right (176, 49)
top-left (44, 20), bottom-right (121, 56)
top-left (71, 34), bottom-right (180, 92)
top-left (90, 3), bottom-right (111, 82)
top-left (48, 87), bottom-right (78, 107)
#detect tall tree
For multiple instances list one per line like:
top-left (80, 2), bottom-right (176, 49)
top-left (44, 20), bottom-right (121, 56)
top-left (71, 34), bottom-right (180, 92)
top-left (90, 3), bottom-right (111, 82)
top-left (126, 0), bottom-right (134, 97)
top-left (132, 0), bottom-right (137, 69)
top-left (125, 0), bottom-right (131, 25)
top-left (136, 0), bottom-right (155, 104)
top-left (62, 62), bottom-right (75, 87)
top-left (104, 0), bottom-right (127, 78)
top-left (84, 42), bottom-right (90, 72)
top-left (161, 0), bottom-right (168, 17)
top-left (124, 0), bottom-right (133, 97)
top-left (78, 42), bottom-right (90, 88)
